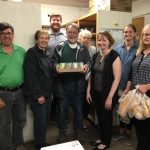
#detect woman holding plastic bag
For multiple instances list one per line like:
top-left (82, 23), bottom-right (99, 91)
top-left (122, 24), bottom-right (150, 150)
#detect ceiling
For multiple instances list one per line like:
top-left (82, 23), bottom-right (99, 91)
top-left (24, 0), bottom-right (89, 8)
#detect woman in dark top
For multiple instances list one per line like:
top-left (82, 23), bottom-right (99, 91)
top-left (86, 31), bottom-right (121, 150)
top-left (24, 29), bottom-right (53, 150)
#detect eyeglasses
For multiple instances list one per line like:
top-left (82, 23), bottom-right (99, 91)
top-left (0, 32), bottom-right (14, 36)
top-left (143, 33), bottom-right (150, 37)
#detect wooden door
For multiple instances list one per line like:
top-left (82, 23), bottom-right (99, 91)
top-left (132, 16), bottom-right (144, 40)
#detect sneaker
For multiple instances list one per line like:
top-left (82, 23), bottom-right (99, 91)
top-left (112, 134), bottom-right (125, 141)
top-left (125, 135), bottom-right (132, 146)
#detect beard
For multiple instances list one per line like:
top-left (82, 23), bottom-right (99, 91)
top-left (50, 24), bottom-right (61, 32)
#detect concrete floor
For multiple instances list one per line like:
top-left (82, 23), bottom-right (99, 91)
top-left (24, 120), bottom-right (137, 150)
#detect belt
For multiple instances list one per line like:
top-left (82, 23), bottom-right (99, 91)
top-left (0, 85), bottom-right (22, 92)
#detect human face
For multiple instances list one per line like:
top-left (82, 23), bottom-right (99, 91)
top-left (50, 16), bottom-right (61, 32)
top-left (142, 26), bottom-right (150, 47)
top-left (37, 33), bottom-right (49, 50)
top-left (123, 26), bottom-right (136, 42)
top-left (97, 35), bottom-right (110, 50)
top-left (67, 26), bottom-right (79, 44)
top-left (80, 35), bottom-right (91, 47)
top-left (0, 28), bottom-right (14, 47)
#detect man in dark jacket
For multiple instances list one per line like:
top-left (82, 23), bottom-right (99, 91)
top-left (52, 23), bottom-right (91, 144)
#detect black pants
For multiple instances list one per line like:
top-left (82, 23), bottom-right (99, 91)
top-left (93, 91), bottom-right (113, 147)
top-left (120, 118), bottom-right (133, 130)
top-left (133, 117), bottom-right (150, 150)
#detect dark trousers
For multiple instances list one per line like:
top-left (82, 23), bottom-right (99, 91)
top-left (0, 89), bottom-right (26, 150)
top-left (29, 95), bottom-right (52, 145)
top-left (120, 118), bottom-right (133, 130)
top-left (133, 117), bottom-right (150, 150)
top-left (58, 93), bottom-right (84, 130)
top-left (93, 91), bottom-right (113, 147)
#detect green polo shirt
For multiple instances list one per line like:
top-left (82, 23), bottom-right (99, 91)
top-left (0, 44), bottom-right (26, 88)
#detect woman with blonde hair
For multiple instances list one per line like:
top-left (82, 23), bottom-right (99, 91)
top-left (123, 24), bottom-right (150, 150)
top-left (24, 29), bottom-right (53, 150)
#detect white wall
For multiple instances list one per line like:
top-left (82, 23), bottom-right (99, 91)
top-left (0, 1), bottom-right (41, 49)
top-left (41, 4), bottom-right (88, 25)
top-left (132, 0), bottom-right (150, 25)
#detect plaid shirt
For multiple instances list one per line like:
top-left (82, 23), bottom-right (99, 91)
top-left (131, 53), bottom-right (150, 89)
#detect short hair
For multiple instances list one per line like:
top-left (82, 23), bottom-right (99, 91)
top-left (97, 31), bottom-right (115, 48)
top-left (34, 29), bottom-right (49, 41)
top-left (0, 22), bottom-right (14, 33)
top-left (79, 29), bottom-right (92, 39)
top-left (48, 13), bottom-right (62, 22)
top-left (66, 23), bottom-right (79, 32)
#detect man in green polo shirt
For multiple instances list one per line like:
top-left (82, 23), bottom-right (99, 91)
top-left (0, 22), bottom-right (26, 150)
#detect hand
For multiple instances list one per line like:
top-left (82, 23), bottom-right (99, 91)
top-left (83, 64), bottom-right (89, 73)
top-left (86, 90), bottom-right (92, 104)
top-left (38, 96), bottom-right (45, 104)
top-left (56, 64), bottom-right (60, 73)
top-left (0, 98), bottom-right (5, 109)
top-left (136, 84), bottom-right (148, 94)
top-left (105, 97), bottom-right (112, 110)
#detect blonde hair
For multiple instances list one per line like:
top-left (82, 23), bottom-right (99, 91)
top-left (34, 29), bottom-right (49, 41)
top-left (136, 24), bottom-right (150, 55)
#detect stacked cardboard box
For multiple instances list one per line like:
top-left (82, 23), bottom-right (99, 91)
top-left (89, 0), bottom-right (132, 13)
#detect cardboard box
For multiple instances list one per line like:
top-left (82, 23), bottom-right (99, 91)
top-left (41, 140), bottom-right (85, 150)
top-left (89, 0), bottom-right (132, 13)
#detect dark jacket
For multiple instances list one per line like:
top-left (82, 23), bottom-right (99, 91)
top-left (92, 50), bottom-right (119, 107)
top-left (52, 41), bottom-right (92, 98)
top-left (23, 44), bottom-right (53, 101)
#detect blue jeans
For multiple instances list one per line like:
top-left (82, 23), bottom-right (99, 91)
top-left (58, 93), bottom-right (84, 130)
top-left (0, 89), bottom-right (26, 150)
top-left (29, 95), bottom-right (52, 145)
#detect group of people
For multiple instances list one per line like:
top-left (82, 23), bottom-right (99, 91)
top-left (0, 13), bottom-right (150, 150)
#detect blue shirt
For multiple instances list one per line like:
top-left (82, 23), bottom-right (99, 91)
top-left (48, 29), bottom-right (67, 57)
top-left (115, 42), bottom-right (138, 90)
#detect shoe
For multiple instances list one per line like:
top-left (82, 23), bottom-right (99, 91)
top-left (112, 133), bottom-right (125, 141)
top-left (93, 145), bottom-right (109, 150)
top-left (125, 135), bottom-right (132, 146)
top-left (90, 140), bottom-right (101, 146)
top-left (74, 130), bottom-right (85, 144)
top-left (58, 129), bottom-right (67, 143)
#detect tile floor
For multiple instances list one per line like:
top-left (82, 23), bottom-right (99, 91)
top-left (24, 120), bottom-right (137, 150)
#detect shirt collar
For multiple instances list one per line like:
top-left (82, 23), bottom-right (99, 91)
top-left (0, 43), bottom-right (16, 53)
